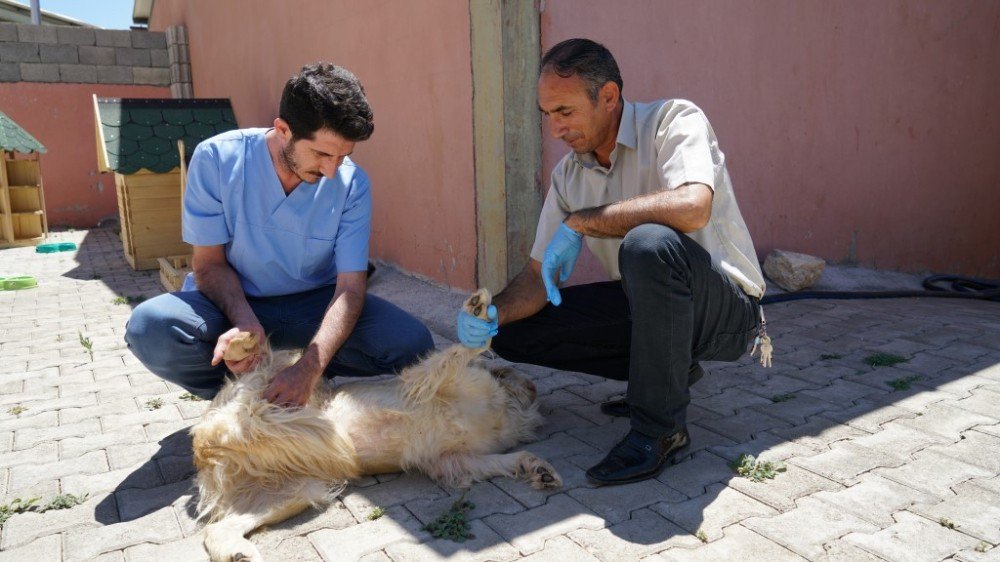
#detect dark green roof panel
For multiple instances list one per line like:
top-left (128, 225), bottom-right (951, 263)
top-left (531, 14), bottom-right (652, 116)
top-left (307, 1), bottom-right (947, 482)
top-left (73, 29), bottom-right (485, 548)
top-left (0, 111), bottom-right (46, 154)
top-left (96, 98), bottom-right (238, 174)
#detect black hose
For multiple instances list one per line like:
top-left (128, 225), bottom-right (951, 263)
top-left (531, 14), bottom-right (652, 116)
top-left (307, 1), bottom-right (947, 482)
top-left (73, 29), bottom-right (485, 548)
top-left (760, 274), bottom-right (1000, 305)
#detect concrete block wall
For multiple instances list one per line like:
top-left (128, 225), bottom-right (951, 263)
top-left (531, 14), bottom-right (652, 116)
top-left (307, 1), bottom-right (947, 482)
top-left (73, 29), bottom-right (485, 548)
top-left (0, 23), bottom-right (170, 86)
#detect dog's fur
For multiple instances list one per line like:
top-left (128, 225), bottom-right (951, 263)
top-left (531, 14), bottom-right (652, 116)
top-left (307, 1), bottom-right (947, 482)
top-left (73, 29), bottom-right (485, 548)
top-left (191, 289), bottom-right (561, 562)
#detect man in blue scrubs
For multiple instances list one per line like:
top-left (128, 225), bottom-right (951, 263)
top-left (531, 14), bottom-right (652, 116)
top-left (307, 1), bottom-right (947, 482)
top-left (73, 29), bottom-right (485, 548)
top-left (126, 63), bottom-right (434, 407)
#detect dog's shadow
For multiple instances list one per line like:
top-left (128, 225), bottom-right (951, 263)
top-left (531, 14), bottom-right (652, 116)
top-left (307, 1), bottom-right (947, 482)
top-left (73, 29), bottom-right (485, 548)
top-left (95, 428), bottom-right (200, 525)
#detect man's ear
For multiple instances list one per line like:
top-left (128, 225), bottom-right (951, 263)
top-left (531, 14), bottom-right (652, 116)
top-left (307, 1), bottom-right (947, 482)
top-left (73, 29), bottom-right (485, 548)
top-left (273, 118), bottom-right (293, 141)
top-left (599, 81), bottom-right (620, 112)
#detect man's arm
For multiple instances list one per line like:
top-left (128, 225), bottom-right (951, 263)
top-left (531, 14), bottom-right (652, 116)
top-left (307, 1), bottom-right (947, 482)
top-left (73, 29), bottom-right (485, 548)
top-left (564, 182), bottom-right (713, 238)
top-left (263, 270), bottom-right (366, 406)
top-left (493, 259), bottom-right (549, 325)
top-left (191, 244), bottom-right (266, 373)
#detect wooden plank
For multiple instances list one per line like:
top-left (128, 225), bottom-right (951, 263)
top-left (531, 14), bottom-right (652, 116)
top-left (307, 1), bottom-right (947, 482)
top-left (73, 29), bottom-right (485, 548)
top-left (470, 0), bottom-right (508, 293)
top-left (35, 154), bottom-right (47, 237)
top-left (0, 151), bottom-right (14, 243)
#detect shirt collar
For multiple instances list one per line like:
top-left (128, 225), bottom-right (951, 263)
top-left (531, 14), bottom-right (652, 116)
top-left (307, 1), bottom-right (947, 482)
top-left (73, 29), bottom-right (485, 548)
top-left (573, 99), bottom-right (637, 170)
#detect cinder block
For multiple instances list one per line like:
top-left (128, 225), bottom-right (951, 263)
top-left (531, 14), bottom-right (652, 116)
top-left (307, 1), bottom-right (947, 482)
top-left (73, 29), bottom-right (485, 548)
top-left (0, 42), bottom-right (39, 63)
top-left (0, 62), bottom-right (20, 82)
top-left (0, 22), bottom-right (18, 42)
top-left (79, 45), bottom-right (116, 66)
top-left (39, 43), bottom-right (78, 64)
top-left (55, 25), bottom-right (96, 45)
top-left (19, 62), bottom-right (60, 82)
top-left (97, 65), bottom-right (132, 84)
top-left (167, 42), bottom-right (189, 65)
top-left (16, 23), bottom-right (57, 44)
top-left (59, 64), bottom-right (98, 83)
top-left (149, 48), bottom-right (168, 67)
top-left (131, 30), bottom-right (166, 49)
top-left (115, 47), bottom-right (150, 67)
top-left (95, 29), bottom-right (131, 48)
top-left (132, 66), bottom-right (169, 86)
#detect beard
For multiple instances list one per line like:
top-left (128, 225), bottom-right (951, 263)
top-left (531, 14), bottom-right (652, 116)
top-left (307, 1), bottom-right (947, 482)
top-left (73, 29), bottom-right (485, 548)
top-left (279, 141), bottom-right (319, 183)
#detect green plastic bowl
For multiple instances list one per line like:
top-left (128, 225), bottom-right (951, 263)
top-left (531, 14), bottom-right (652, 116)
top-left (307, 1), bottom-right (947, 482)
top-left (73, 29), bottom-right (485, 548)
top-left (1, 276), bottom-right (37, 290)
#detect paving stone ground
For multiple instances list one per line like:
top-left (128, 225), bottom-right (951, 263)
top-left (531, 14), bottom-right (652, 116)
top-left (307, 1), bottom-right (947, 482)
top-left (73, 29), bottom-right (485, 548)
top-left (1, 227), bottom-right (998, 561)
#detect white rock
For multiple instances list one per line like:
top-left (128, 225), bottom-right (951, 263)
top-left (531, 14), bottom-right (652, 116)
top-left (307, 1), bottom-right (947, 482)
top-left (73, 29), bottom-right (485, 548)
top-left (763, 250), bottom-right (826, 291)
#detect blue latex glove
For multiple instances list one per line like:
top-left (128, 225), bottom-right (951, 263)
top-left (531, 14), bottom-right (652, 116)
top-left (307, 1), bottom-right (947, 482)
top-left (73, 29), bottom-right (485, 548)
top-left (456, 305), bottom-right (498, 348)
top-left (541, 222), bottom-right (583, 306)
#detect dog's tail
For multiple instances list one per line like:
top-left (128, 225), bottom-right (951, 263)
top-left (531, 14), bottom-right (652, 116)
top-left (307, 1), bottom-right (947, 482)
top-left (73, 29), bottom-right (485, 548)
top-left (399, 344), bottom-right (484, 405)
top-left (400, 288), bottom-right (493, 406)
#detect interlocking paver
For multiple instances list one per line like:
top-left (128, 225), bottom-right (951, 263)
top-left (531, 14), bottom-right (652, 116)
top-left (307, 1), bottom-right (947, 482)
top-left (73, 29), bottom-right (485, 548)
top-left (728, 463), bottom-right (842, 511)
top-left (515, 536), bottom-right (601, 562)
top-left (62, 507), bottom-right (182, 562)
top-left (406, 481), bottom-right (525, 526)
top-left (876, 448), bottom-right (992, 497)
top-left (385, 519), bottom-right (521, 562)
top-left (124, 536), bottom-right (210, 562)
top-left (651, 524), bottom-right (807, 562)
top-left (0, 535), bottom-right (61, 562)
top-left (845, 511), bottom-right (981, 562)
top-left (483, 494), bottom-right (604, 555)
top-left (910, 483), bottom-right (1000, 543)
top-left (810, 473), bottom-right (938, 526)
top-left (743, 497), bottom-right (879, 560)
top-left (308, 506), bottom-right (424, 561)
top-left (792, 441), bottom-right (906, 485)
top-left (656, 450), bottom-right (734, 498)
top-left (650, 483), bottom-right (777, 541)
top-left (0, 493), bottom-right (118, 550)
top-left (568, 477), bottom-right (685, 524)
top-left (341, 473), bottom-right (446, 522)
top-left (568, 507), bottom-right (700, 561)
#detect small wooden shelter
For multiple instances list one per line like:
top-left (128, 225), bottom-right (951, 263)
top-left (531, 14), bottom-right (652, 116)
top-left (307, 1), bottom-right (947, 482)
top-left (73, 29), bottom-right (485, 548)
top-left (93, 97), bottom-right (237, 270)
top-left (0, 111), bottom-right (48, 248)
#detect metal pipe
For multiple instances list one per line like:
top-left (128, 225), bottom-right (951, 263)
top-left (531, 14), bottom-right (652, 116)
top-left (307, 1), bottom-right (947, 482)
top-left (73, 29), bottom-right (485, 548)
top-left (30, 0), bottom-right (41, 25)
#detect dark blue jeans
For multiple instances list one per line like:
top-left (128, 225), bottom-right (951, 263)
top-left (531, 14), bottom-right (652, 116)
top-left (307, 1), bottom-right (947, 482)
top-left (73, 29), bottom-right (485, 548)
top-left (492, 224), bottom-right (760, 437)
top-left (124, 285), bottom-right (434, 399)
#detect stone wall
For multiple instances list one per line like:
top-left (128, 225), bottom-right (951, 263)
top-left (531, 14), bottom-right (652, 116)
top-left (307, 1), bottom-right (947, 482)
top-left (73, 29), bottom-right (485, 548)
top-left (0, 23), bottom-right (169, 86)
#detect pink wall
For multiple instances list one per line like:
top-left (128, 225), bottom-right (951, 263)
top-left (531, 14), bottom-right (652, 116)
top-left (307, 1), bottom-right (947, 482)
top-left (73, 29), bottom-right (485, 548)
top-left (542, 0), bottom-right (1000, 279)
top-left (0, 82), bottom-right (170, 227)
top-left (150, 1), bottom-right (478, 288)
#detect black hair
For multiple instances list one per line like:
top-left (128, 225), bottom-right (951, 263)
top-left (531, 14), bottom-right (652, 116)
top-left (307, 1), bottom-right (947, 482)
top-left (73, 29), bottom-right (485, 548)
top-left (279, 62), bottom-right (374, 141)
top-left (540, 38), bottom-right (623, 101)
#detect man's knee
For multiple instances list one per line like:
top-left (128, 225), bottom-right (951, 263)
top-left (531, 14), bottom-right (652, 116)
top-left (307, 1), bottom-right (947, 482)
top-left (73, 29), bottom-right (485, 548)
top-left (125, 296), bottom-right (202, 364)
top-left (387, 321), bottom-right (435, 369)
top-left (619, 223), bottom-right (687, 274)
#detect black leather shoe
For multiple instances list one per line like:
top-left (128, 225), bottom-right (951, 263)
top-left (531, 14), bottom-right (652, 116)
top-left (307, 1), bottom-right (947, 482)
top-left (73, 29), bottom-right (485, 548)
top-left (599, 364), bottom-right (706, 418)
top-left (586, 428), bottom-right (690, 485)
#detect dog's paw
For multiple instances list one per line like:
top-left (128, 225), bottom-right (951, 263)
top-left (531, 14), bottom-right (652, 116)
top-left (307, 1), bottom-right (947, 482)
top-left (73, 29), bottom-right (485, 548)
top-left (516, 453), bottom-right (562, 490)
top-left (463, 288), bottom-right (492, 320)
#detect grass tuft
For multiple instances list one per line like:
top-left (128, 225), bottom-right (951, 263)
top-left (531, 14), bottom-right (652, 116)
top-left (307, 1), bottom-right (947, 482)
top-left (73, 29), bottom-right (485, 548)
top-left (423, 494), bottom-right (475, 542)
top-left (730, 454), bottom-right (787, 482)
top-left (864, 352), bottom-right (908, 367)
top-left (887, 375), bottom-right (921, 391)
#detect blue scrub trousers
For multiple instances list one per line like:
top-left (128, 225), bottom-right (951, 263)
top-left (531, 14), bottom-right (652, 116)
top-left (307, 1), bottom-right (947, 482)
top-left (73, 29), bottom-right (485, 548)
top-left (124, 285), bottom-right (435, 399)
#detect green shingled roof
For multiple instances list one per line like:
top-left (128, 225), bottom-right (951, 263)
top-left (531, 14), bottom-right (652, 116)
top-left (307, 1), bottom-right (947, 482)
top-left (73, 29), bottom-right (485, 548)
top-left (0, 111), bottom-right (46, 154)
top-left (95, 98), bottom-right (238, 174)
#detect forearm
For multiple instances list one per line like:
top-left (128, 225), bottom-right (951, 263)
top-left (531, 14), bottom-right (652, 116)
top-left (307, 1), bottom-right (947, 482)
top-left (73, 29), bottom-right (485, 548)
top-left (298, 286), bottom-right (365, 377)
top-left (565, 184), bottom-right (711, 238)
top-left (494, 262), bottom-right (548, 325)
top-left (195, 262), bottom-right (258, 326)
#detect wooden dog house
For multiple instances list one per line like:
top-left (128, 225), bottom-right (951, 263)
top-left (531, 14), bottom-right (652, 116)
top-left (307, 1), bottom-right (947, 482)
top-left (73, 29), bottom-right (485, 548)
top-left (0, 111), bottom-right (48, 248)
top-left (93, 97), bottom-right (237, 270)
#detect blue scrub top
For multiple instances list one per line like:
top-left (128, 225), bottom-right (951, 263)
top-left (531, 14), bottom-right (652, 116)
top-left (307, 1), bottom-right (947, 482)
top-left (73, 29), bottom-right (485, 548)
top-left (181, 128), bottom-right (371, 297)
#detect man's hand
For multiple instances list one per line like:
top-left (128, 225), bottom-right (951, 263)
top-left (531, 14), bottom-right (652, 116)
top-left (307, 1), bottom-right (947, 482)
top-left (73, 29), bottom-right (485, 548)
top-left (263, 358), bottom-right (322, 408)
top-left (212, 325), bottom-right (267, 374)
top-left (541, 222), bottom-right (583, 306)
top-left (456, 305), bottom-right (498, 348)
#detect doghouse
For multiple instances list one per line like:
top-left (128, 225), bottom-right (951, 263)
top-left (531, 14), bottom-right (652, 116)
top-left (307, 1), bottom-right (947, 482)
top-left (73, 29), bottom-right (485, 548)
top-left (0, 111), bottom-right (48, 248)
top-left (93, 97), bottom-right (238, 270)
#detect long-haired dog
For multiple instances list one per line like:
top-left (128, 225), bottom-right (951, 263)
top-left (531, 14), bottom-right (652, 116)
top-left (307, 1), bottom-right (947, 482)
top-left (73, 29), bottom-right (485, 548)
top-left (191, 289), bottom-right (561, 562)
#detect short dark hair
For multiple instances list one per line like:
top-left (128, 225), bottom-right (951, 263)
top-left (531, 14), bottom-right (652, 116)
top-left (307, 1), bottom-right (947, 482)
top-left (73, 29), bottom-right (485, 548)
top-left (540, 38), bottom-right (623, 101)
top-left (279, 62), bottom-right (374, 142)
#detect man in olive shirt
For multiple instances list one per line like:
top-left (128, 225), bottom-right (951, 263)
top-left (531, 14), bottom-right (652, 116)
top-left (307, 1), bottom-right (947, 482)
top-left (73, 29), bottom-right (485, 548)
top-left (456, 38), bottom-right (766, 485)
